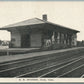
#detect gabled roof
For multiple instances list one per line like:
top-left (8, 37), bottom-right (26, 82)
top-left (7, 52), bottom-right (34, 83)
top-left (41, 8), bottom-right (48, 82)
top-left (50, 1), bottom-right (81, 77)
top-left (2, 18), bottom-right (45, 28)
top-left (0, 18), bottom-right (79, 33)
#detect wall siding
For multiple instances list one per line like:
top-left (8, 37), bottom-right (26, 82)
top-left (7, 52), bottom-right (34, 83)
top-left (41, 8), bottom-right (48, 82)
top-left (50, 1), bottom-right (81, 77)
top-left (11, 30), bottom-right (21, 47)
top-left (30, 32), bottom-right (42, 47)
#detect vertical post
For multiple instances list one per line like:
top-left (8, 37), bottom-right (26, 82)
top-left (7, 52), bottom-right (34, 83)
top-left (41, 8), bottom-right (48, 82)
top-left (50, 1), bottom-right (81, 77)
top-left (61, 33), bottom-right (64, 44)
top-left (67, 34), bottom-right (69, 46)
top-left (52, 31), bottom-right (55, 44)
top-left (60, 33), bottom-right (61, 44)
top-left (7, 50), bottom-right (9, 56)
top-left (71, 35), bottom-right (73, 47)
top-left (64, 34), bottom-right (66, 44)
top-left (74, 34), bottom-right (77, 46)
top-left (66, 34), bottom-right (67, 45)
top-left (57, 32), bottom-right (60, 44)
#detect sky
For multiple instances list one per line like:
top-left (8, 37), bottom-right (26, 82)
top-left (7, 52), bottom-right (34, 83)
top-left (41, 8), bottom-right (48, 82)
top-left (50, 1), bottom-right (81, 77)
top-left (0, 1), bottom-right (84, 41)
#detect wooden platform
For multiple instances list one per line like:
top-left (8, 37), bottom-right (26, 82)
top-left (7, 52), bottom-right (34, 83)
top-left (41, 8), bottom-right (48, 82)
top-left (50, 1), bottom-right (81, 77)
top-left (0, 47), bottom-right (84, 63)
top-left (0, 48), bottom-right (40, 56)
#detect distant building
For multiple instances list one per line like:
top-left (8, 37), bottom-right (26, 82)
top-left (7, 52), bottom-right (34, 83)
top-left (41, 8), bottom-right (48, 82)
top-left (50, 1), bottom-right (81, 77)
top-left (0, 15), bottom-right (79, 48)
top-left (77, 40), bottom-right (84, 47)
top-left (82, 40), bottom-right (84, 45)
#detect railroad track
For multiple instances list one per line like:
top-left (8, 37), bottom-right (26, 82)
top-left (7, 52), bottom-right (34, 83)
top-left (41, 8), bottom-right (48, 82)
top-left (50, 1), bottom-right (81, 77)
top-left (42, 56), bottom-right (84, 78)
top-left (59, 62), bottom-right (84, 78)
top-left (0, 48), bottom-right (84, 77)
top-left (18, 56), bottom-right (82, 77)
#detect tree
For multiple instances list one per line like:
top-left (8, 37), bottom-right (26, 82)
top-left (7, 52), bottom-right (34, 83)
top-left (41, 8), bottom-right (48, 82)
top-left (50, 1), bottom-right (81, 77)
top-left (0, 40), bottom-right (2, 45)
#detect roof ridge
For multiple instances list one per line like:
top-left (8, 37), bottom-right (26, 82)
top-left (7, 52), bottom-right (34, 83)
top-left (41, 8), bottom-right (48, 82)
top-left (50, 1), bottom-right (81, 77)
top-left (34, 18), bottom-right (47, 22)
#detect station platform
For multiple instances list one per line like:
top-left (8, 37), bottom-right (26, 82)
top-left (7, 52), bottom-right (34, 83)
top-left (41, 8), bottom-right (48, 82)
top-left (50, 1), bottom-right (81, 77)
top-left (0, 47), bottom-right (40, 55)
top-left (0, 47), bottom-right (84, 63)
top-left (0, 47), bottom-right (39, 52)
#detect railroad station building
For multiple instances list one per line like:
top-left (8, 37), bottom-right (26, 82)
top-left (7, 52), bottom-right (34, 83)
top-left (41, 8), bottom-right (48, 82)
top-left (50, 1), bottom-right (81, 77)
top-left (0, 15), bottom-right (79, 49)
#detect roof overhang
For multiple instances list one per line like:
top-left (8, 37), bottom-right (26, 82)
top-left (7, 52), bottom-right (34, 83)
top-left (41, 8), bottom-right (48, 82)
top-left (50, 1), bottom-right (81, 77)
top-left (46, 22), bottom-right (80, 33)
top-left (0, 18), bottom-right (80, 34)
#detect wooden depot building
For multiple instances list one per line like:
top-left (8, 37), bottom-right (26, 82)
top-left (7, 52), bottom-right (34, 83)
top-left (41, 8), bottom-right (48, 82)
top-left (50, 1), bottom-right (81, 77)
top-left (0, 15), bottom-right (79, 49)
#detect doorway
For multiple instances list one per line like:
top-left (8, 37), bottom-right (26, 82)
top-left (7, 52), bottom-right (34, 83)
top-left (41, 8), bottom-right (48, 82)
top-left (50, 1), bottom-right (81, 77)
top-left (21, 34), bottom-right (30, 48)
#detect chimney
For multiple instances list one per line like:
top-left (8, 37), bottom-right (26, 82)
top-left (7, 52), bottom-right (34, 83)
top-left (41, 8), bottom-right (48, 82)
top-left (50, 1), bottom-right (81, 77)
top-left (42, 14), bottom-right (47, 21)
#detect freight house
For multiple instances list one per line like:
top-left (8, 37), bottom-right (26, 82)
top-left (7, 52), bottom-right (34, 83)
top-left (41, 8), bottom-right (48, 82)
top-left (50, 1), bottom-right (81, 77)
top-left (0, 15), bottom-right (79, 49)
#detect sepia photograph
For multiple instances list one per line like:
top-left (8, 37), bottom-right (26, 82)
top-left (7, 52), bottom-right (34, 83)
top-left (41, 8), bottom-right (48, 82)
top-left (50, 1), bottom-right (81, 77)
top-left (0, 1), bottom-right (84, 79)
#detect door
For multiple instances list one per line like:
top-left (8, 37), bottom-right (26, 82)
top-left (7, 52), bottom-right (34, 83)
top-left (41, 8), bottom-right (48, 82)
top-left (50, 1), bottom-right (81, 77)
top-left (21, 34), bottom-right (30, 48)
